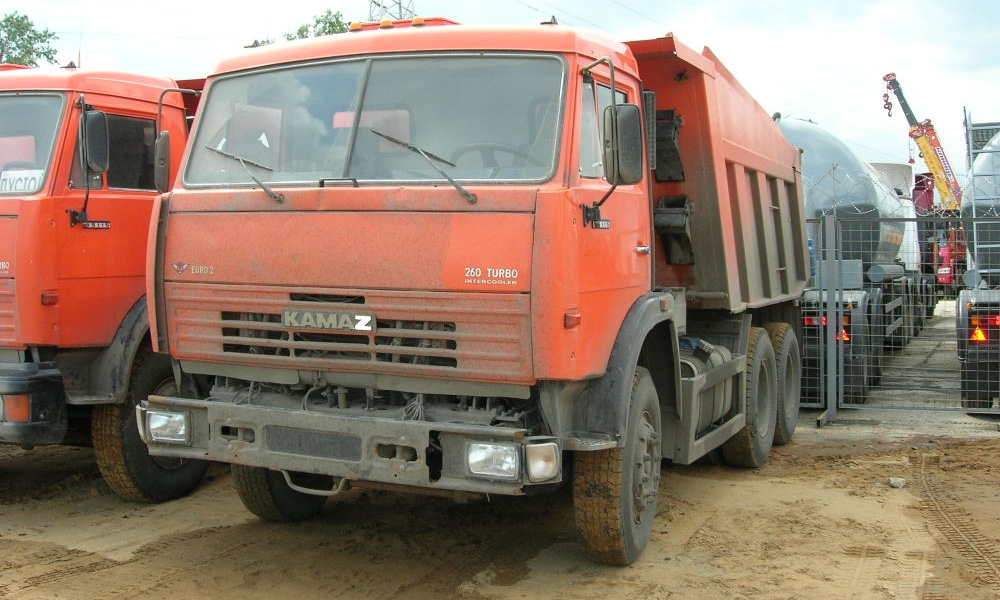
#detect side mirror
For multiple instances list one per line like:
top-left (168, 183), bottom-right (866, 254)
top-left (154, 130), bottom-right (171, 193)
top-left (602, 103), bottom-right (643, 185)
top-left (81, 110), bottom-right (109, 174)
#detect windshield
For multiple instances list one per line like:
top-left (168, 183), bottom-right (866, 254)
top-left (0, 93), bottom-right (64, 195)
top-left (185, 53), bottom-right (565, 187)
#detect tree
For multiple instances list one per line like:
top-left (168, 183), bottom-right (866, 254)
top-left (0, 12), bottom-right (58, 66)
top-left (284, 9), bottom-right (349, 40)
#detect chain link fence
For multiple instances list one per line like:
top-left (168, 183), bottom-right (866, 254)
top-left (801, 215), bottom-right (1000, 416)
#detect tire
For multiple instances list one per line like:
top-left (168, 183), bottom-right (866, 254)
top-left (923, 279), bottom-right (936, 320)
top-left (866, 288), bottom-right (884, 388)
top-left (573, 367), bottom-right (661, 565)
top-left (232, 465), bottom-right (330, 522)
top-left (885, 286), bottom-right (908, 349)
top-left (722, 327), bottom-right (777, 468)
top-left (843, 349), bottom-right (869, 405)
top-left (764, 322), bottom-right (800, 446)
top-left (867, 333), bottom-right (884, 389)
top-left (92, 347), bottom-right (209, 502)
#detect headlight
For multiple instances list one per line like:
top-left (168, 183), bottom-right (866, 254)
top-left (467, 442), bottom-right (519, 480)
top-left (146, 410), bottom-right (190, 445)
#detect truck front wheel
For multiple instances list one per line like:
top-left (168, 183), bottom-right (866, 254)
top-left (92, 348), bottom-right (209, 502)
top-left (722, 327), bottom-right (777, 467)
top-left (573, 366), bottom-right (661, 565)
top-left (232, 465), bottom-right (330, 521)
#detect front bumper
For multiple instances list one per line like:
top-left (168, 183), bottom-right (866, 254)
top-left (0, 361), bottom-right (67, 445)
top-left (138, 394), bottom-right (562, 496)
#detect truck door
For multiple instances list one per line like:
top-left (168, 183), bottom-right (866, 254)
top-left (573, 71), bottom-right (651, 352)
top-left (57, 112), bottom-right (159, 346)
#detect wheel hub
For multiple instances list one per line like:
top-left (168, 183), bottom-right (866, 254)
top-left (631, 411), bottom-right (661, 523)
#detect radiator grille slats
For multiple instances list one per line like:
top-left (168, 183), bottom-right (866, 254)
top-left (166, 283), bottom-right (532, 382)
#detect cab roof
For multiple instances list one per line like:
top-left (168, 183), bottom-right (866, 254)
top-left (0, 66), bottom-right (185, 105)
top-left (211, 19), bottom-right (637, 78)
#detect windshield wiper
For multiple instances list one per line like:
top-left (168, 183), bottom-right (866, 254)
top-left (205, 145), bottom-right (284, 203)
top-left (369, 129), bottom-right (477, 204)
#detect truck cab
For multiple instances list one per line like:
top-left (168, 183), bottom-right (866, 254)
top-left (0, 66), bottom-right (207, 502)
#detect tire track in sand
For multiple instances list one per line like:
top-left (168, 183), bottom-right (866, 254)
top-left (917, 452), bottom-right (1000, 595)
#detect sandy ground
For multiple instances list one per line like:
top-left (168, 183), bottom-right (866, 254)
top-left (0, 408), bottom-right (998, 600)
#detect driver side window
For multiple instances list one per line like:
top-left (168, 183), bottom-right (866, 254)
top-left (579, 80), bottom-right (625, 179)
top-left (70, 114), bottom-right (155, 190)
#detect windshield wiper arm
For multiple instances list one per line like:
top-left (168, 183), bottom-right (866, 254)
top-left (369, 129), bottom-right (477, 204)
top-left (205, 145), bottom-right (284, 203)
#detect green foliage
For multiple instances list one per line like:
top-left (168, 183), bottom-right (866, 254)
top-left (0, 12), bottom-right (58, 66)
top-left (284, 9), bottom-right (348, 40)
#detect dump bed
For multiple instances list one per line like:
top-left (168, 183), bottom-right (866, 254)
top-left (626, 36), bottom-right (808, 312)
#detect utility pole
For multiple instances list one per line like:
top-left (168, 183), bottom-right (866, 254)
top-left (369, 0), bottom-right (416, 20)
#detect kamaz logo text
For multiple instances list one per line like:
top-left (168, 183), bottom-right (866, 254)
top-left (281, 310), bottom-right (376, 332)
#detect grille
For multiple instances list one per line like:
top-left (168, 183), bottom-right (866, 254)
top-left (166, 283), bottom-right (531, 382)
top-left (221, 309), bottom-right (458, 367)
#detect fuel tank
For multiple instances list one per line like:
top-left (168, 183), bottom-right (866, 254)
top-left (779, 118), bottom-right (907, 273)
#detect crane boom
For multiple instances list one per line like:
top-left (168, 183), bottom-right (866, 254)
top-left (883, 72), bottom-right (962, 210)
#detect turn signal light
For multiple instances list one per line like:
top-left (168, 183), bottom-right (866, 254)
top-left (970, 313), bottom-right (999, 343)
top-left (0, 394), bottom-right (31, 423)
top-left (971, 314), bottom-right (1000, 328)
top-left (803, 315), bottom-right (827, 327)
top-left (838, 315), bottom-right (852, 342)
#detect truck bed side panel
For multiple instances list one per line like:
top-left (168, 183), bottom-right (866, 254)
top-left (627, 36), bottom-right (808, 311)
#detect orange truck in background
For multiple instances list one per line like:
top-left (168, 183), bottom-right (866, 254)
top-left (139, 19), bottom-right (808, 564)
top-left (0, 65), bottom-right (207, 502)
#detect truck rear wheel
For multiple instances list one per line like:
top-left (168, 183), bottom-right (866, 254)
top-left (573, 366), bottom-right (661, 565)
top-left (232, 465), bottom-right (330, 521)
top-left (722, 327), bottom-right (777, 467)
top-left (765, 322), bottom-right (799, 445)
top-left (92, 348), bottom-right (209, 502)
top-left (843, 351), bottom-right (869, 405)
top-left (865, 287), bottom-right (885, 388)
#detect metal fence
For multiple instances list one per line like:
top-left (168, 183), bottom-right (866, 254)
top-left (801, 215), bottom-right (1000, 418)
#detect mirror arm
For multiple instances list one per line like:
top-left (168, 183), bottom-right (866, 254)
top-left (580, 57), bottom-right (620, 230)
top-left (69, 199), bottom-right (89, 227)
top-left (582, 181), bottom-right (617, 229)
top-left (70, 93), bottom-right (90, 227)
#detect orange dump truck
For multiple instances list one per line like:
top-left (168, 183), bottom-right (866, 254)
top-left (139, 19), bottom-right (808, 564)
top-left (0, 65), bottom-right (207, 502)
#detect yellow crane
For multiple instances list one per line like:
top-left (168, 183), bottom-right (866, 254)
top-left (883, 72), bottom-right (962, 210)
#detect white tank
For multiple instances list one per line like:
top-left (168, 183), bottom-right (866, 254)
top-left (779, 118), bottom-right (908, 273)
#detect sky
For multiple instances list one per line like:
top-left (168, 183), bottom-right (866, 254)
top-left (6, 0), bottom-right (1000, 184)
